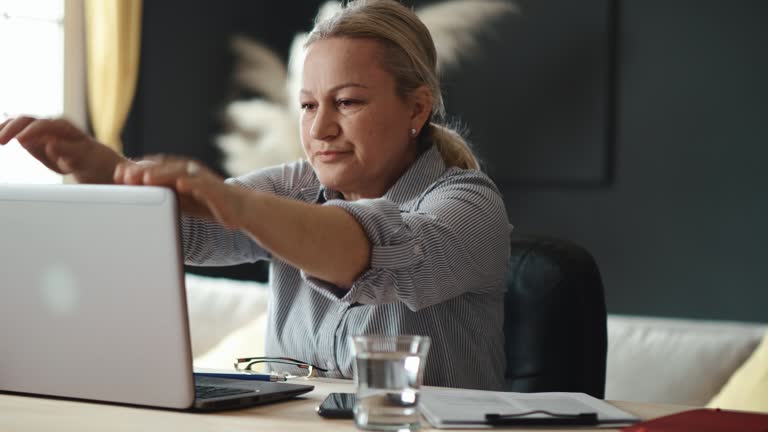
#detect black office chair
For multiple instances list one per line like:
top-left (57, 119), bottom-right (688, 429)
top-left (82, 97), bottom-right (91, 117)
top-left (503, 235), bottom-right (607, 398)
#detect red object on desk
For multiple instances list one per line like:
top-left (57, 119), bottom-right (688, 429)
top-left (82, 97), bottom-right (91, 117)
top-left (621, 408), bottom-right (768, 432)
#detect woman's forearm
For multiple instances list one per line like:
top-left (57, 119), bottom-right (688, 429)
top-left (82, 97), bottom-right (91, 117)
top-left (238, 189), bottom-right (371, 288)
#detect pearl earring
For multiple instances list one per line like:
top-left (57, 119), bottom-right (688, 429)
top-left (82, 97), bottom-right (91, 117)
top-left (410, 128), bottom-right (417, 137)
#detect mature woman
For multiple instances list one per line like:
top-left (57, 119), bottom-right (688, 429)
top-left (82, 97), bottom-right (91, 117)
top-left (0, 0), bottom-right (510, 390)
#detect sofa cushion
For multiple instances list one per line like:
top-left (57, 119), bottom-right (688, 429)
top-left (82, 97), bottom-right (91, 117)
top-left (193, 313), bottom-right (268, 369)
top-left (606, 315), bottom-right (766, 405)
top-left (708, 330), bottom-right (768, 412)
top-left (184, 273), bottom-right (269, 358)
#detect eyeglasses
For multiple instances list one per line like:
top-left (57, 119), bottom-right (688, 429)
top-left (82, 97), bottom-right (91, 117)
top-left (234, 356), bottom-right (329, 378)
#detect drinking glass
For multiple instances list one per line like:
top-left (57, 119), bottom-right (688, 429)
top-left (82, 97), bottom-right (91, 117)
top-left (349, 335), bottom-right (431, 431)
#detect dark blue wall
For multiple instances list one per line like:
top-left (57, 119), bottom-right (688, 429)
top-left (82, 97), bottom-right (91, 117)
top-left (502, 1), bottom-right (768, 321)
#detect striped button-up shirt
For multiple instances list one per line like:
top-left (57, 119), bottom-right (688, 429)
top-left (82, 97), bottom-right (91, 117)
top-left (182, 145), bottom-right (511, 389)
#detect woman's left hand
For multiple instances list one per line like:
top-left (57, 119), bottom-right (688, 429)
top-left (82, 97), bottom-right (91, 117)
top-left (114, 156), bottom-right (247, 229)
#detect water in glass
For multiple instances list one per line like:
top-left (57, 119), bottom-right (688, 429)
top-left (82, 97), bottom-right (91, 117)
top-left (354, 351), bottom-right (422, 430)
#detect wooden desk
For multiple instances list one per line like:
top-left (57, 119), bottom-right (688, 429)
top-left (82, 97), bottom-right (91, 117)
top-left (1, 378), bottom-right (692, 432)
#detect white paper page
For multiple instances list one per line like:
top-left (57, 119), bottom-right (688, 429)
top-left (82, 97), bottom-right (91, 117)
top-left (420, 388), bottom-right (639, 428)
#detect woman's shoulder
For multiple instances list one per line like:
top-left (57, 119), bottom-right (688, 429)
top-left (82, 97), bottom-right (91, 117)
top-left (433, 166), bottom-right (503, 196)
top-left (410, 166), bottom-right (506, 214)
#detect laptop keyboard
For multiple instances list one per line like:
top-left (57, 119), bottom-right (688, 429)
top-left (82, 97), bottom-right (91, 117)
top-left (195, 385), bottom-right (253, 399)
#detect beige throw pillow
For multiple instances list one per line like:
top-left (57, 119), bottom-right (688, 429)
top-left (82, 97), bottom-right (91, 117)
top-left (708, 330), bottom-right (768, 413)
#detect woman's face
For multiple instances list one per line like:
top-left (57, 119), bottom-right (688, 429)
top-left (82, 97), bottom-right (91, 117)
top-left (300, 37), bottom-right (427, 200)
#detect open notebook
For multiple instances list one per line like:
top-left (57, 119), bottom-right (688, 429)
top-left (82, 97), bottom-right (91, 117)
top-left (420, 387), bottom-right (639, 428)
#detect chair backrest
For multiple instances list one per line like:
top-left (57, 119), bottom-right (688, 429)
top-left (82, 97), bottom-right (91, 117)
top-left (503, 235), bottom-right (607, 398)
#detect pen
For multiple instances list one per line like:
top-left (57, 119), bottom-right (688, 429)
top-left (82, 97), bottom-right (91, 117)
top-left (194, 371), bottom-right (287, 382)
top-left (485, 412), bottom-right (598, 426)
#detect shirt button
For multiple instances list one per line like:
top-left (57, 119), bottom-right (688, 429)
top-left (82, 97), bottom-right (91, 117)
top-left (413, 245), bottom-right (422, 255)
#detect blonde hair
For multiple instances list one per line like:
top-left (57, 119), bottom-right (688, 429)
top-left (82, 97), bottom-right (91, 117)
top-left (305, 0), bottom-right (479, 170)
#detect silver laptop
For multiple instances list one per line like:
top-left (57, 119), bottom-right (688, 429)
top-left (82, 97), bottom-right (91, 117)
top-left (0, 184), bottom-right (313, 411)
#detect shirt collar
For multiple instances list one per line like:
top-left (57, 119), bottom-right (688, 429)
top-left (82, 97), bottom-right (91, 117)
top-left (309, 145), bottom-right (447, 207)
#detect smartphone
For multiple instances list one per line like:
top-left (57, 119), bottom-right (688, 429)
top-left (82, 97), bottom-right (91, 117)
top-left (316, 392), bottom-right (355, 419)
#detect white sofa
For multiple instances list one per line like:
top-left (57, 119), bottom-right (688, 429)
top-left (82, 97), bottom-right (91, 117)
top-left (185, 274), bottom-right (766, 406)
top-left (606, 315), bottom-right (765, 405)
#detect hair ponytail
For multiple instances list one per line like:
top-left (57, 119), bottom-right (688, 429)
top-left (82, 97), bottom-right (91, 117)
top-left (422, 123), bottom-right (478, 170)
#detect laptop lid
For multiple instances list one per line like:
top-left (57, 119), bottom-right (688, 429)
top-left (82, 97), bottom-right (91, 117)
top-left (0, 184), bottom-right (197, 408)
top-left (0, 184), bottom-right (315, 410)
top-left (0, 185), bottom-right (194, 408)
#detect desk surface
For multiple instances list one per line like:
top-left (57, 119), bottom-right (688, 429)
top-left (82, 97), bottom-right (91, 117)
top-left (1, 378), bottom-right (692, 432)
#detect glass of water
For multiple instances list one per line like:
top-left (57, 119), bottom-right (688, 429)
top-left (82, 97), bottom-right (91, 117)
top-left (349, 335), bottom-right (431, 431)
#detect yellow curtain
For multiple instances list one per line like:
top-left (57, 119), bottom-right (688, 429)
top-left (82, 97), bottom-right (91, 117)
top-left (84, 0), bottom-right (142, 153)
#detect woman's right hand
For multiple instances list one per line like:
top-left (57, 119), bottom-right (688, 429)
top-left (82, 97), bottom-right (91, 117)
top-left (0, 116), bottom-right (125, 184)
